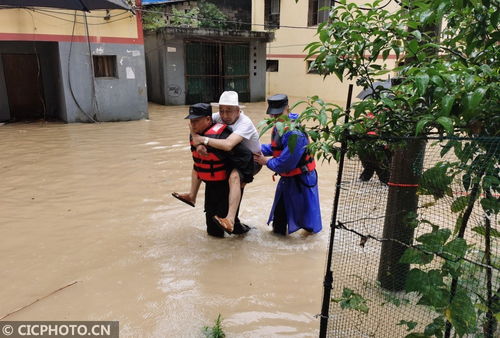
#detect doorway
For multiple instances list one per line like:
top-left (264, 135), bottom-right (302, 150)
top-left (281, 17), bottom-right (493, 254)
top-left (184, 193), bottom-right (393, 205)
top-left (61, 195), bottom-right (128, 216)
top-left (185, 41), bottom-right (249, 104)
top-left (2, 54), bottom-right (46, 121)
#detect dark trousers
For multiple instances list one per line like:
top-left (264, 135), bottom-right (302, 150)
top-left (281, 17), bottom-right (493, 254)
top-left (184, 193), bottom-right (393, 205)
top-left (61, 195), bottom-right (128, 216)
top-left (272, 196), bottom-right (287, 235)
top-left (358, 148), bottom-right (392, 184)
top-left (204, 181), bottom-right (249, 237)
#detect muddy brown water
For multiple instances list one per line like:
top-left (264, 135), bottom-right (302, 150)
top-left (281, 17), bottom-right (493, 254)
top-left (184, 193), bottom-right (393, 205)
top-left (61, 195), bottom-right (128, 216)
top-left (0, 102), bottom-right (338, 337)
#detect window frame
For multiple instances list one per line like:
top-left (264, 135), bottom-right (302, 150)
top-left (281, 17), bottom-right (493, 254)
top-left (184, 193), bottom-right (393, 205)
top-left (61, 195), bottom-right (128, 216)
top-left (308, 0), bottom-right (333, 27)
top-left (92, 55), bottom-right (118, 79)
top-left (265, 0), bottom-right (280, 29)
top-left (266, 59), bottom-right (279, 72)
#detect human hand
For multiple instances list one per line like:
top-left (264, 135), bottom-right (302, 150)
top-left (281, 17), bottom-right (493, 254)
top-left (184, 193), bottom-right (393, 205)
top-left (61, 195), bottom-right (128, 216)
top-left (253, 153), bottom-right (268, 165)
top-left (197, 144), bottom-right (208, 156)
top-left (191, 133), bottom-right (204, 146)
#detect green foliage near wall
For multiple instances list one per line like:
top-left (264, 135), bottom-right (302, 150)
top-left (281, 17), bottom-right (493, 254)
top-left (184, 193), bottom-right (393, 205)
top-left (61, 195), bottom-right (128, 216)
top-left (142, 5), bottom-right (167, 30)
top-left (142, 1), bottom-right (228, 30)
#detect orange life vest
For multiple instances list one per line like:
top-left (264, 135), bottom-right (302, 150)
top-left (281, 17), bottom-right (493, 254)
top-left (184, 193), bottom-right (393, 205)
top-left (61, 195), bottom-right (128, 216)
top-left (270, 127), bottom-right (316, 177)
top-left (191, 123), bottom-right (228, 181)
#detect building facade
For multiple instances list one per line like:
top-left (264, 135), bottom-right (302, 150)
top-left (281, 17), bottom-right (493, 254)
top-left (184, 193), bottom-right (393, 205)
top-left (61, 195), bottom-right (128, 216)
top-left (145, 27), bottom-right (272, 105)
top-left (0, 2), bottom-right (148, 123)
top-left (252, 0), bottom-right (400, 105)
top-left (143, 0), bottom-right (273, 105)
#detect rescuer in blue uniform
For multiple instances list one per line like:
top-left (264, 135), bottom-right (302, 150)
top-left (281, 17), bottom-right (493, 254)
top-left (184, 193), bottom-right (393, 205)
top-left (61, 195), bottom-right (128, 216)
top-left (253, 94), bottom-right (322, 235)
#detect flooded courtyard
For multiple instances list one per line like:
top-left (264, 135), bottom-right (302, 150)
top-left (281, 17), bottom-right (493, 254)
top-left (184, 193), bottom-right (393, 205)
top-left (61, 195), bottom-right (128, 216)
top-left (0, 102), bottom-right (337, 337)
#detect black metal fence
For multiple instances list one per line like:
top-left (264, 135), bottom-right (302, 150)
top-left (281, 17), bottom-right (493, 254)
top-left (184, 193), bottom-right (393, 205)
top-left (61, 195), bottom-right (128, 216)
top-left (320, 136), bottom-right (499, 337)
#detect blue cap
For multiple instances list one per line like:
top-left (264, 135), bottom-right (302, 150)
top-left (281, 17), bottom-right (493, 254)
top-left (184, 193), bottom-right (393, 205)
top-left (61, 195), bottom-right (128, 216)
top-left (266, 94), bottom-right (289, 115)
top-left (185, 103), bottom-right (212, 119)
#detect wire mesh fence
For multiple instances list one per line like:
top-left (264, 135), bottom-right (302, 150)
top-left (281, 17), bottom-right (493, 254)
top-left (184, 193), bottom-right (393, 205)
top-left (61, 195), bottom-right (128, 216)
top-left (322, 136), bottom-right (499, 337)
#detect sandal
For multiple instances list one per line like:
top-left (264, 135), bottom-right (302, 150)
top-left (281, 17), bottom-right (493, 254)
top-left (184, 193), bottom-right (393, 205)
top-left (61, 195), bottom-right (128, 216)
top-left (213, 216), bottom-right (234, 234)
top-left (171, 192), bottom-right (195, 207)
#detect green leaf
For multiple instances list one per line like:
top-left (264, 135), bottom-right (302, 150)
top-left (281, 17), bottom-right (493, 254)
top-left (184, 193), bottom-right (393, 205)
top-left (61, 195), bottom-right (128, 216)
top-left (431, 75), bottom-right (444, 87)
top-left (451, 196), bottom-right (468, 212)
top-left (420, 9), bottom-right (434, 24)
top-left (440, 140), bottom-right (456, 157)
top-left (472, 226), bottom-right (500, 238)
top-left (417, 228), bottom-right (452, 252)
top-left (325, 55), bottom-right (336, 70)
top-left (480, 197), bottom-right (500, 213)
top-left (398, 320), bottom-right (418, 331)
top-left (258, 122), bottom-right (274, 138)
top-left (275, 121), bottom-right (285, 136)
top-left (406, 269), bottom-right (445, 294)
top-left (440, 95), bottom-right (455, 116)
top-left (447, 287), bottom-right (477, 336)
top-left (319, 29), bottom-right (329, 43)
top-left (400, 248), bottom-right (434, 265)
top-left (464, 75), bottom-right (475, 90)
top-left (407, 39), bottom-right (419, 57)
top-left (415, 116), bottom-right (433, 135)
top-left (423, 316), bottom-right (445, 337)
top-left (318, 109), bottom-right (328, 125)
top-left (332, 288), bottom-right (369, 314)
top-left (288, 133), bottom-right (298, 153)
top-left (419, 163), bottom-right (453, 198)
top-left (382, 49), bottom-right (390, 61)
top-left (483, 175), bottom-right (500, 191)
top-left (411, 30), bottom-right (422, 41)
top-left (469, 87), bottom-right (487, 108)
top-left (415, 73), bottom-right (430, 96)
top-left (442, 237), bottom-right (467, 258)
top-left (436, 116), bottom-right (454, 133)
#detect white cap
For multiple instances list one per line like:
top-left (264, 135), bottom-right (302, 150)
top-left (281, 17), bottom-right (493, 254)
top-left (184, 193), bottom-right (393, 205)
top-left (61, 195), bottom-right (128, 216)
top-left (211, 91), bottom-right (245, 108)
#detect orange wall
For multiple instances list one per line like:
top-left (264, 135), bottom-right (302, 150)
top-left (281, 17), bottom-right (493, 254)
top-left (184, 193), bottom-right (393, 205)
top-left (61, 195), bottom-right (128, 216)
top-left (0, 1), bottom-right (143, 44)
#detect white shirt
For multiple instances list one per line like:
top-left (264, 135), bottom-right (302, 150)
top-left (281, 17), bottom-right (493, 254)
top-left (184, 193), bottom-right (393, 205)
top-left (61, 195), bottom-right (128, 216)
top-left (213, 111), bottom-right (261, 154)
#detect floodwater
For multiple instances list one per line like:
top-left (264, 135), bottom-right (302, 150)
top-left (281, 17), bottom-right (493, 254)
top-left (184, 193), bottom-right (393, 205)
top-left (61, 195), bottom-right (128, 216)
top-left (0, 102), bottom-right (337, 337)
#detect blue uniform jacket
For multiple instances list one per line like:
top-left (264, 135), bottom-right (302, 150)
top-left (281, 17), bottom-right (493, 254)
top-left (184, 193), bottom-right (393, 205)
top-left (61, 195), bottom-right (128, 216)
top-left (262, 130), bottom-right (322, 234)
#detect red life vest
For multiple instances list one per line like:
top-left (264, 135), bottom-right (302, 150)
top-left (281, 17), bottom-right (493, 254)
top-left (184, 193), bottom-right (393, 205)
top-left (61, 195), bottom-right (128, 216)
top-left (366, 112), bottom-right (378, 135)
top-left (270, 127), bottom-right (316, 177)
top-left (191, 123), bottom-right (228, 182)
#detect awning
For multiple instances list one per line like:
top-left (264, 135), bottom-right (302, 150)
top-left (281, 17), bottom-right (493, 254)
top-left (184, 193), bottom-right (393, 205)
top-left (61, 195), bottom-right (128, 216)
top-left (142, 0), bottom-right (185, 5)
top-left (0, 0), bottom-right (132, 12)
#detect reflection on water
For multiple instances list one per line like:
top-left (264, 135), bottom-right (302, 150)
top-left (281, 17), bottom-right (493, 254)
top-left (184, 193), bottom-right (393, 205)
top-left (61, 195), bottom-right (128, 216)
top-left (0, 102), bottom-right (336, 337)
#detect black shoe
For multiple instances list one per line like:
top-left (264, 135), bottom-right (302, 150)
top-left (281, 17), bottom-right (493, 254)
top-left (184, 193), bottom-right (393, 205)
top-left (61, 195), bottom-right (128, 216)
top-left (233, 222), bottom-right (251, 235)
top-left (272, 224), bottom-right (287, 236)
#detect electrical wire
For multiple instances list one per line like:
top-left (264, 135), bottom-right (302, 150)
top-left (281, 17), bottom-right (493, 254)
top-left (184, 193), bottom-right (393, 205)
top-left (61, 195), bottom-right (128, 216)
top-left (83, 11), bottom-right (101, 121)
top-left (0, 0), bottom-right (399, 30)
top-left (136, 0), bottom-right (398, 29)
top-left (25, 9), bottom-right (48, 122)
top-left (0, 5), bottom-right (130, 18)
top-left (138, 7), bottom-right (317, 30)
top-left (67, 11), bottom-right (97, 123)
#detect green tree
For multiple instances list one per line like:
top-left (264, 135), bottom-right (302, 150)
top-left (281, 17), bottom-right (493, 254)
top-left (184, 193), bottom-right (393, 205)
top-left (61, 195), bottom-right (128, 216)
top-left (271, 0), bottom-right (499, 336)
top-left (142, 1), bottom-right (228, 30)
top-left (198, 0), bottom-right (228, 29)
top-left (170, 7), bottom-right (200, 27)
top-left (142, 5), bottom-right (167, 30)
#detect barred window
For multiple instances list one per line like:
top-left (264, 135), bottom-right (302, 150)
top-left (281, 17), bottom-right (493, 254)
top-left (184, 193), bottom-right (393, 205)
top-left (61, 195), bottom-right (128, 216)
top-left (93, 55), bottom-right (117, 78)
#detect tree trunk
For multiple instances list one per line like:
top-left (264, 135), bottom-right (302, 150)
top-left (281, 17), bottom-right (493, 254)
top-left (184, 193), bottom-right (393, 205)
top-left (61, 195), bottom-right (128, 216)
top-left (377, 139), bottom-right (426, 291)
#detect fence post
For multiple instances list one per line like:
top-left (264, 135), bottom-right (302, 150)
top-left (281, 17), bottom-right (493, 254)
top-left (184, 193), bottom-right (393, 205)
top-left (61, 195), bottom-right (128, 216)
top-left (377, 139), bottom-right (426, 291)
top-left (319, 84), bottom-right (353, 337)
